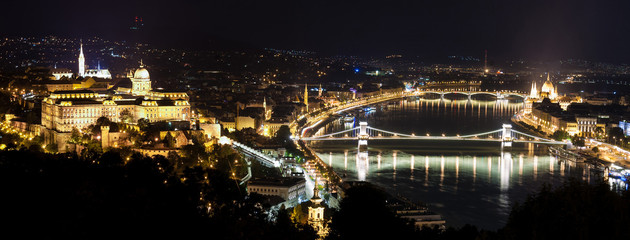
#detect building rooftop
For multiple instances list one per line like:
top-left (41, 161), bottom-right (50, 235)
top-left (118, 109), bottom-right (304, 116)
top-left (51, 89), bottom-right (96, 94)
top-left (152, 89), bottom-right (188, 93)
top-left (249, 177), bottom-right (306, 187)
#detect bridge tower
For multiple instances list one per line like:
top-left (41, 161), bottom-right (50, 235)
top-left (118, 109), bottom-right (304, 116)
top-left (502, 124), bottom-right (513, 147)
top-left (358, 122), bottom-right (369, 151)
top-left (358, 122), bottom-right (369, 139)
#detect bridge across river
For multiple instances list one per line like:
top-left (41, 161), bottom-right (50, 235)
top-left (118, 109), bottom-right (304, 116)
top-left (300, 122), bottom-right (567, 147)
top-left (420, 90), bottom-right (527, 100)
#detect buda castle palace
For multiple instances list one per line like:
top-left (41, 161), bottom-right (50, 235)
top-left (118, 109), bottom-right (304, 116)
top-left (39, 42), bottom-right (191, 150)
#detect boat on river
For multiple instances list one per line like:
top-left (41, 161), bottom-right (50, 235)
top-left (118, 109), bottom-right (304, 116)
top-left (549, 146), bottom-right (585, 163)
top-left (343, 114), bottom-right (354, 122)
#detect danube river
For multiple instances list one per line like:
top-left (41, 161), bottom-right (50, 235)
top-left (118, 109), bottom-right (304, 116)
top-left (309, 97), bottom-right (595, 230)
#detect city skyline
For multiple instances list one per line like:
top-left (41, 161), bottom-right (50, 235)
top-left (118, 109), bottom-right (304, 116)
top-left (3, 0), bottom-right (630, 62)
top-left (2, 1), bottom-right (630, 238)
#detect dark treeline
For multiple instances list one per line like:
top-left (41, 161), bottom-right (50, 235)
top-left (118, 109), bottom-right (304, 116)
top-left (0, 149), bottom-right (316, 239)
top-left (2, 148), bottom-right (630, 239)
top-left (325, 181), bottom-right (630, 240)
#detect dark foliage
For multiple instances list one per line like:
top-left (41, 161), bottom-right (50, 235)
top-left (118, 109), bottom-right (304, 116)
top-left (0, 149), bottom-right (316, 239)
top-left (499, 180), bottom-right (630, 240)
top-left (327, 180), bottom-right (630, 240)
top-left (326, 184), bottom-right (417, 239)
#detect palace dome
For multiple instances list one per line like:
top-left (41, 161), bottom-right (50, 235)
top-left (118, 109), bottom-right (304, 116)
top-left (541, 80), bottom-right (554, 93)
top-left (134, 67), bottom-right (150, 79)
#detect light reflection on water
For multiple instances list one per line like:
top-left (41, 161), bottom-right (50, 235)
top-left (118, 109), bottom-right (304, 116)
top-left (316, 146), bottom-right (593, 230)
top-left (310, 97), bottom-right (598, 230)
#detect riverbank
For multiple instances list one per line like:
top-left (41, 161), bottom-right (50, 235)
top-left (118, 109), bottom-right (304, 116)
top-left (511, 110), bottom-right (629, 176)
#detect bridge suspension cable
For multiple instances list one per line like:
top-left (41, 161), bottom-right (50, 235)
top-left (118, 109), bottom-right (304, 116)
top-left (300, 123), bottom-right (566, 145)
top-left (511, 129), bottom-right (558, 142)
top-left (308, 127), bottom-right (360, 138)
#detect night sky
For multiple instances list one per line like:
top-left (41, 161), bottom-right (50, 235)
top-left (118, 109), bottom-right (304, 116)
top-left (3, 0), bottom-right (630, 61)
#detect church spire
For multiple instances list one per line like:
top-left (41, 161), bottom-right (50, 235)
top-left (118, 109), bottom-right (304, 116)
top-left (78, 39), bottom-right (85, 77)
top-left (79, 39), bottom-right (84, 55)
top-left (547, 72), bottom-right (550, 82)
top-left (318, 84), bottom-right (323, 97)
top-left (310, 180), bottom-right (322, 205)
top-left (304, 83), bottom-right (309, 112)
top-left (530, 81), bottom-right (538, 98)
top-left (313, 180), bottom-right (319, 199)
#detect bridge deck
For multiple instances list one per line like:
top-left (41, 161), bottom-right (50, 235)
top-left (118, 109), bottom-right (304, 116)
top-left (300, 137), bottom-right (565, 144)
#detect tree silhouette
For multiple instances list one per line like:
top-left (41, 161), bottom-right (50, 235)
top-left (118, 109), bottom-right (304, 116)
top-left (0, 149), bottom-right (317, 238)
top-left (608, 127), bottom-right (625, 144)
top-left (119, 109), bottom-right (133, 123)
top-left (499, 180), bottom-right (630, 240)
top-left (551, 130), bottom-right (570, 141)
top-left (327, 184), bottom-right (417, 240)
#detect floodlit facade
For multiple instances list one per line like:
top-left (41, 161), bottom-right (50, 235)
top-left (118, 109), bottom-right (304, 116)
top-left (247, 178), bottom-right (306, 201)
top-left (308, 184), bottom-right (329, 238)
top-left (78, 42), bottom-right (112, 79)
top-left (525, 73), bottom-right (581, 113)
top-left (41, 65), bottom-right (191, 133)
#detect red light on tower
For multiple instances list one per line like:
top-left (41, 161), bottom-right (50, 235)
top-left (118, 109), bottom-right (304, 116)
top-left (131, 16), bottom-right (144, 30)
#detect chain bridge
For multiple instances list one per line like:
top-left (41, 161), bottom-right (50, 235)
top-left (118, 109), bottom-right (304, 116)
top-left (299, 122), bottom-right (567, 147)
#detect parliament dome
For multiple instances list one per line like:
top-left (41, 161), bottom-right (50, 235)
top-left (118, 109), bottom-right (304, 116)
top-left (541, 80), bottom-right (554, 93)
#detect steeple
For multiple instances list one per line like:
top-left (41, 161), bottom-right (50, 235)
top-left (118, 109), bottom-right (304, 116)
top-left (530, 81), bottom-right (538, 98)
top-left (318, 84), bottom-right (323, 97)
top-left (313, 181), bottom-right (319, 199)
top-left (78, 40), bottom-right (85, 77)
top-left (304, 84), bottom-right (309, 112)
top-left (97, 61), bottom-right (101, 70)
top-left (310, 180), bottom-right (322, 205)
top-left (308, 180), bottom-right (325, 233)
top-left (547, 72), bottom-right (550, 82)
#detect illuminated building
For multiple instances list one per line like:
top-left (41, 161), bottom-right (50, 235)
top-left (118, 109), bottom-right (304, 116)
top-left (522, 73), bottom-right (588, 136)
top-left (78, 42), bottom-right (85, 77)
top-left (77, 42), bottom-right (112, 79)
top-left (525, 73), bottom-right (580, 113)
top-left (529, 73), bottom-right (558, 100)
top-left (540, 73), bottom-right (558, 100)
top-left (529, 81), bottom-right (538, 99)
top-left (308, 183), bottom-right (329, 238)
top-left (619, 120), bottom-right (630, 136)
top-left (50, 68), bottom-right (73, 80)
top-left (247, 178), bottom-right (306, 201)
top-left (304, 83), bottom-right (309, 112)
top-left (42, 64), bottom-right (190, 134)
